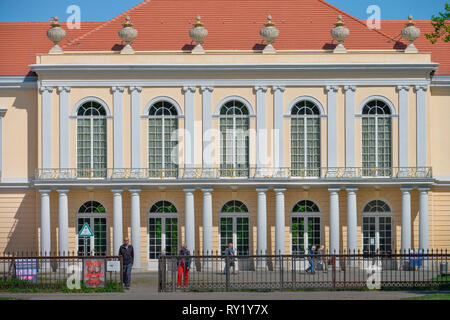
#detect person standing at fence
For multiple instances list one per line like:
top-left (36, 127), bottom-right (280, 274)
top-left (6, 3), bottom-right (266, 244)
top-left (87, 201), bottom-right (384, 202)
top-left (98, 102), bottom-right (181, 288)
top-left (317, 245), bottom-right (327, 273)
top-left (305, 245), bottom-right (316, 274)
top-left (118, 237), bottom-right (134, 290)
top-left (224, 242), bottom-right (236, 275)
top-left (177, 244), bottom-right (191, 287)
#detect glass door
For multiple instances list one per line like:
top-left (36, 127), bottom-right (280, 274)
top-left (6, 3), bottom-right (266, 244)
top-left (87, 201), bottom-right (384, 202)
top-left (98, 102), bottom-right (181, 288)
top-left (220, 216), bottom-right (249, 255)
top-left (77, 217), bottom-right (107, 255)
top-left (148, 217), bottom-right (178, 259)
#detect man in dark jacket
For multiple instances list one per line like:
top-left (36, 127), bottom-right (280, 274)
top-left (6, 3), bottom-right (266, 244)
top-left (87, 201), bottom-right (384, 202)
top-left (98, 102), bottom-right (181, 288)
top-left (118, 237), bottom-right (134, 289)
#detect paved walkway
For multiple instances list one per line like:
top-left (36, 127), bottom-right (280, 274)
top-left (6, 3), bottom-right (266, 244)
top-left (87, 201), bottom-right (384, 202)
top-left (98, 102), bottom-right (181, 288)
top-left (0, 272), bottom-right (431, 300)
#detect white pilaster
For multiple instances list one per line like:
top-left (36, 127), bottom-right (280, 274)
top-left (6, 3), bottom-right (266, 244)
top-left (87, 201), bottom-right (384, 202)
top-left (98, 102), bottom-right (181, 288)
top-left (130, 86), bottom-right (142, 169)
top-left (112, 189), bottom-right (124, 255)
top-left (255, 86), bottom-right (268, 168)
top-left (272, 86), bottom-right (285, 170)
top-left (415, 85), bottom-right (427, 167)
top-left (202, 188), bottom-right (213, 254)
top-left (344, 86), bottom-right (356, 168)
top-left (401, 187), bottom-right (412, 251)
top-left (274, 188), bottom-right (286, 254)
top-left (398, 86), bottom-right (410, 167)
top-left (329, 188), bottom-right (340, 254)
top-left (183, 86), bottom-right (196, 168)
top-left (201, 86), bottom-right (214, 169)
top-left (130, 188), bottom-right (141, 268)
top-left (40, 86), bottom-right (53, 168)
top-left (346, 188), bottom-right (357, 253)
top-left (419, 187), bottom-right (430, 250)
top-left (184, 188), bottom-right (196, 253)
top-left (57, 87), bottom-right (70, 169)
top-left (57, 189), bottom-right (69, 255)
top-left (40, 189), bottom-right (51, 255)
top-left (326, 86), bottom-right (339, 167)
top-left (0, 109), bottom-right (6, 177)
top-left (256, 188), bottom-right (268, 254)
top-left (112, 86), bottom-right (125, 168)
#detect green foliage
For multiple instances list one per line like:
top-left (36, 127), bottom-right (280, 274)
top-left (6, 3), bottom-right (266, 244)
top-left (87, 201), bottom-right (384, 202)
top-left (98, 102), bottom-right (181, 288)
top-left (425, 3), bottom-right (450, 44)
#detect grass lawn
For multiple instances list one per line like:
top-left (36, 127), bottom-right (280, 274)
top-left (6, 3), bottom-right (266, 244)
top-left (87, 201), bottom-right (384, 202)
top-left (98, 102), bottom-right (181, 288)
top-left (406, 293), bottom-right (450, 300)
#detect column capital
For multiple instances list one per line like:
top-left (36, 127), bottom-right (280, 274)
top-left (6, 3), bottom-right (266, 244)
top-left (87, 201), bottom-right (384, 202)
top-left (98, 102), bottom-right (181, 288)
top-left (400, 187), bottom-right (413, 192)
top-left (328, 187), bottom-right (341, 193)
top-left (343, 85), bottom-right (356, 92)
top-left (129, 86), bottom-right (142, 94)
top-left (414, 85), bottom-right (428, 92)
top-left (273, 188), bottom-right (286, 193)
top-left (39, 86), bottom-right (53, 94)
top-left (111, 86), bottom-right (125, 93)
top-left (254, 85), bottom-right (268, 93)
top-left (129, 188), bottom-right (141, 194)
top-left (183, 188), bottom-right (196, 193)
top-left (418, 187), bottom-right (430, 193)
top-left (0, 109), bottom-right (7, 117)
top-left (397, 85), bottom-right (410, 92)
top-left (56, 189), bottom-right (69, 194)
top-left (201, 187), bottom-right (213, 193)
top-left (272, 85), bottom-right (285, 93)
top-left (111, 189), bottom-right (124, 194)
top-left (325, 85), bottom-right (339, 93)
top-left (57, 86), bottom-right (71, 94)
top-left (182, 86), bottom-right (196, 94)
top-left (39, 189), bottom-right (52, 195)
top-left (256, 188), bottom-right (268, 193)
top-left (200, 86), bottom-right (214, 93)
top-left (345, 187), bottom-right (358, 193)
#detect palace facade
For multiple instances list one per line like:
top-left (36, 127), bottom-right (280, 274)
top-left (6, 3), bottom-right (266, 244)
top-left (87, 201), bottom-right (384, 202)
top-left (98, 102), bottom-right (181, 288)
top-left (0, 0), bottom-right (449, 269)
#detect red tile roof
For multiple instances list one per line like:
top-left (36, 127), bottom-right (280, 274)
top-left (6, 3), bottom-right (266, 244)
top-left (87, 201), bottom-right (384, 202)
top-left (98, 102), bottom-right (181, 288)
top-left (0, 0), bottom-right (449, 76)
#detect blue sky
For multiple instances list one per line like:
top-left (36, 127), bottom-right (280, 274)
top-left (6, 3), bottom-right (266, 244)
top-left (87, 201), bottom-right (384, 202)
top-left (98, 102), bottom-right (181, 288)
top-left (0, 0), bottom-right (447, 22)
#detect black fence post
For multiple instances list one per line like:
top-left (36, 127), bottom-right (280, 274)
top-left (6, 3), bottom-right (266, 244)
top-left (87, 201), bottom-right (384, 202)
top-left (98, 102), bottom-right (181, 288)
top-left (280, 254), bottom-right (284, 291)
top-left (332, 255), bottom-right (336, 291)
top-left (225, 255), bottom-right (230, 292)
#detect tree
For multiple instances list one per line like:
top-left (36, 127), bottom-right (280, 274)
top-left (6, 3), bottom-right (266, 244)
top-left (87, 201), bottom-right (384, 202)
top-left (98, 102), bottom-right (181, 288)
top-left (425, 2), bottom-right (450, 44)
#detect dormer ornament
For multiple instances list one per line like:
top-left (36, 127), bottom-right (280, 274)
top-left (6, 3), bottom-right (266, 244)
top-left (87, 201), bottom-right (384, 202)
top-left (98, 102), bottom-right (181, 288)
top-left (330, 15), bottom-right (350, 53)
top-left (402, 15), bottom-right (420, 53)
top-left (118, 16), bottom-right (138, 54)
top-left (47, 17), bottom-right (66, 54)
top-left (189, 16), bottom-right (208, 54)
top-left (260, 15), bottom-right (279, 54)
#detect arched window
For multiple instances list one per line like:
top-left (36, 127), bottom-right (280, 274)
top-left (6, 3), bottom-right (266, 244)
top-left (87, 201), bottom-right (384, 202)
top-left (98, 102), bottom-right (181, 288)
top-left (291, 200), bottom-right (321, 254)
top-left (76, 101), bottom-right (107, 178)
top-left (148, 101), bottom-right (179, 178)
top-left (219, 100), bottom-right (249, 177)
top-left (290, 100), bottom-right (321, 177)
top-left (362, 200), bottom-right (393, 254)
top-left (361, 100), bottom-right (392, 176)
top-left (148, 201), bottom-right (178, 259)
top-left (77, 201), bottom-right (107, 255)
top-left (220, 200), bottom-right (249, 255)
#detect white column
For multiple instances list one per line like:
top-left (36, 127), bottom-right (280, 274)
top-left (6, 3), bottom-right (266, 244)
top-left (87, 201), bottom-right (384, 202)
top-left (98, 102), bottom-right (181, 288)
top-left (184, 188), bottom-right (196, 253)
top-left (256, 188), bottom-right (268, 254)
top-left (326, 86), bottom-right (339, 167)
top-left (274, 188), bottom-right (286, 254)
top-left (40, 189), bottom-right (51, 255)
top-left (344, 86), bottom-right (356, 168)
top-left (255, 86), bottom-right (268, 168)
top-left (130, 189), bottom-right (141, 268)
top-left (57, 189), bottom-right (69, 255)
top-left (130, 86), bottom-right (142, 169)
top-left (401, 187), bottom-right (412, 251)
top-left (112, 189), bottom-right (123, 255)
top-left (58, 87), bottom-right (70, 169)
top-left (272, 86), bottom-right (285, 170)
top-left (201, 87), bottom-right (214, 170)
top-left (112, 86), bottom-right (125, 169)
top-left (329, 188), bottom-right (340, 254)
top-left (415, 85), bottom-right (427, 167)
top-left (202, 188), bottom-right (213, 254)
top-left (346, 188), bottom-right (357, 253)
top-left (419, 187), bottom-right (430, 250)
top-left (0, 109), bottom-right (6, 178)
top-left (40, 86), bottom-right (53, 168)
top-left (183, 87), bottom-right (196, 168)
top-left (398, 86), bottom-right (410, 167)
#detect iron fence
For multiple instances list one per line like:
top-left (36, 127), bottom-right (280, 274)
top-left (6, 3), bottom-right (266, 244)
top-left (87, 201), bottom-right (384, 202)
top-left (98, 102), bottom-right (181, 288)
top-left (0, 252), bottom-right (123, 290)
top-left (158, 250), bottom-right (449, 292)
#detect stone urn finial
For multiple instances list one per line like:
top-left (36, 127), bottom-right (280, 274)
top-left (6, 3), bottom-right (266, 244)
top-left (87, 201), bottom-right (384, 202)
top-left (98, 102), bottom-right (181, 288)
top-left (189, 15), bottom-right (208, 54)
top-left (260, 15), bottom-right (279, 54)
top-left (118, 16), bottom-right (138, 54)
top-left (402, 14), bottom-right (420, 53)
top-left (47, 16), bottom-right (66, 54)
top-left (330, 15), bottom-right (350, 53)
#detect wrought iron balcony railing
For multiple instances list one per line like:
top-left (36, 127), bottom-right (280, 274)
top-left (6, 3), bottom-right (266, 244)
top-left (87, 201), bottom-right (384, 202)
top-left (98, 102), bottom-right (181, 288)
top-left (34, 167), bottom-right (433, 181)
